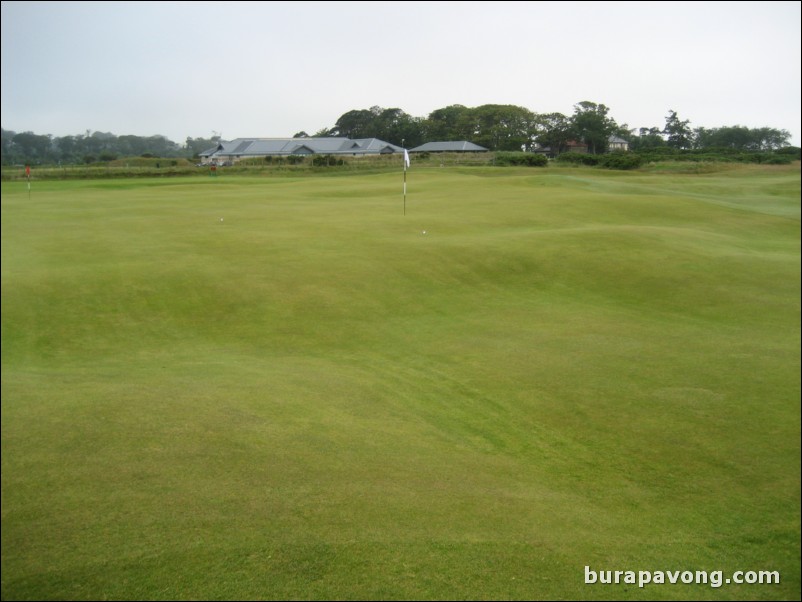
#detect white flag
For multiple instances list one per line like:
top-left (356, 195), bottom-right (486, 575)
top-left (404, 149), bottom-right (410, 170)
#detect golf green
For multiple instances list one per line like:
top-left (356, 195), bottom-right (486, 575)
top-left (2, 164), bottom-right (799, 600)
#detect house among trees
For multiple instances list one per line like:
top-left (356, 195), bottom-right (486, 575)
top-left (607, 135), bottom-right (629, 151)
top-left (408, 141), bottom-right (488, 153)
top-left (533, 135), bottom-right (629, 157)
top-left (200, 137), bottom-right (404, 165)
top-left (532, 140), bottom-right (590, 158)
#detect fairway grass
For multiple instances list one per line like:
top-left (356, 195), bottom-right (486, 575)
top-left (2, 164), bottom-right (800, 600)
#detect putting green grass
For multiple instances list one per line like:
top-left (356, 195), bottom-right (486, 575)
top-left (2, 164), bottom-right (800, 600)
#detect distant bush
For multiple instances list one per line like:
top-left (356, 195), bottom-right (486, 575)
top-left (599, 152), bottom-right (643, 170)
top-left (494, 152), bottom-right (548, 167)
top-left (760, 154), bottom-right (795, 165)
top-left (775, 146), bottom-right (801, 159)
top-left (634, 147), bottom-right (798, 165)
top-left (556, 152), bottom-right (599, 166)
top-left (311, 154), bottom-right (345, 167)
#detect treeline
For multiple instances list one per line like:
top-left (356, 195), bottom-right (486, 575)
top-left (0, 129), bottom-right (222, 167)
top-left (304, 103), bottom-right (626, 152)
top-left (2, 101), bottom-right (796, 166)
top-left (310, 104), bottom-right (793, 155)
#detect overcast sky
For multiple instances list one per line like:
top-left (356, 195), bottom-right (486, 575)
top-left (2, 1), bottom-right (800, 146)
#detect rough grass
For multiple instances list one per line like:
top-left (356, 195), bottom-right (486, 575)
top-left (2, 164), bottom-right (800, 600)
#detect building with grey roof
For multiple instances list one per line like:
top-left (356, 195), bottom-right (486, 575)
top-left (199, 137), bottom-right (404, 164)
top-left (409, 141), bottom-right (488, 153)
top-left (607, 135), bottom-right (630, 152)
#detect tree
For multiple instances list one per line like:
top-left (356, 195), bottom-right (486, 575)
top-left (423, 104), bottom-right (471, 140)
top-left (455, 104), bottom-right (537, 151)
top-left (293, 131), bottom-right (309, 138)
top-left (1, 128), bottom-right (16, 163)
top-left (332, 109), bottom-right (375, 138)
top-left (327, 106), bottom-right (424, 146)
top-left (694, 125), bottom-right (790, 150)
top-left (629, 127), bottom-right (666, 151)
top-left (751, 127), bottom-right (790, 150)
top-left (534, 112), bottom-right (573, 154)
top-left (374, 107), bottom-right (405, 141)
top-left (663, 110), bottom-right (693, 149)
top-left (185, 136), bottom-right (221, 158)
top-left (373, 107), bottom-right (424, 147)
top-left (142, 135), bottom-right (180, 157)
top-left (10, 132), bottom-right (55, 164)
top-left (570, 101), bottom-right (617, 154)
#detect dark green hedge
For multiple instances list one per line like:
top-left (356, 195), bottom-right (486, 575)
top-left (495, 152), bottom-right (548, 167)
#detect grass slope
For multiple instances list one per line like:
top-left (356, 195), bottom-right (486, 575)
top-left (2, 165), bottom-right (800, 600)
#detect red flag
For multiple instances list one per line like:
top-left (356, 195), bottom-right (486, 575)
top-left (25, 165), bottom-right (30, 178)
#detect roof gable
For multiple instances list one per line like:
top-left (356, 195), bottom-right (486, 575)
top-left (409, 141), bottom-right (488, 152)
top-left (202, 136), bottom-right (402, 157)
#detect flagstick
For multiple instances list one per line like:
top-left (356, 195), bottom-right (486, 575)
top-left (402, 139), bottom-right (406, 216)
top-left (403, 168), bottom-right (407, 216)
